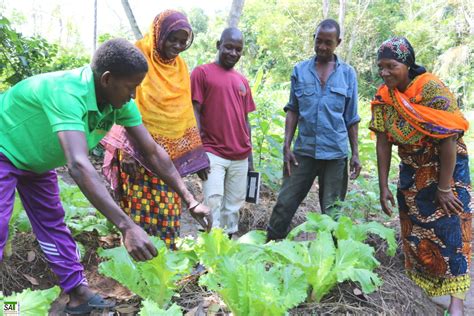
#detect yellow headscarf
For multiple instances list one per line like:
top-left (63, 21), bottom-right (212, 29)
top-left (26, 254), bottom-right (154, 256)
top-left (135, 10), bottom-right (202, 160)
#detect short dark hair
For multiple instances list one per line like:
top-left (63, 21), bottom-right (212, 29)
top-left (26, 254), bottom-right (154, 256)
top-left (316, 19), bottom-right (340, 38)
top-left (219, 27), bottom-right (243, 43)
top-left (91, 38), bottom-right (148, 77)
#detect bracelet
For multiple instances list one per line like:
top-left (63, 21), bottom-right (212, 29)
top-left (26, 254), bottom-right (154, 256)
top-left (189, 202), bottom-right (201, 211)
top-left (437, 186), bottom-right (452, 193)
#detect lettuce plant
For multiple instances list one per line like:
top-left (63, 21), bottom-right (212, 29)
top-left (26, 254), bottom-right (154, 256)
top-left (98, 237), bottom-right (193, 307)
top-left (288, 213), bottom-right (397, 256)
top-left (4, 286), bottom-right (60, 316)
top-left (96, 216), bottom-right (395, 312)
top-left (266, 230), bottom-right (382, 302)
top-left (193, 228), bottom-right (272, 271)
top-left (270, 214), bottom-right (394, 301)
top-left (199, 254), bottom-right (307, 316)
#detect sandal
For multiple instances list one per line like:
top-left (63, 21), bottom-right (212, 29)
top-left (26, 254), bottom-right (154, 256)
top-left (64, 293), bottom-right (115, 315)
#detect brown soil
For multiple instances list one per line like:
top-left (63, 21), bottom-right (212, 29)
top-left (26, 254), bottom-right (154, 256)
top-left (2, 156), bottom-right (470, 315)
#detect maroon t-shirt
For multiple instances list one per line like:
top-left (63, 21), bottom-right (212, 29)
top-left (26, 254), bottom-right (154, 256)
top-left (191, 63), bottom-right (256, 160)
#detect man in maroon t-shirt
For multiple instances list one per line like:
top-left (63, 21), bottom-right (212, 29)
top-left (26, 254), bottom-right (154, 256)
top-left (191, 28), bottom-right (256, 238)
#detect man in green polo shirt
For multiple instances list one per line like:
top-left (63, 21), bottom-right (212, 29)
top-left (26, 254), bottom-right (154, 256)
top-left (0, 38), bottom-right (212, 314)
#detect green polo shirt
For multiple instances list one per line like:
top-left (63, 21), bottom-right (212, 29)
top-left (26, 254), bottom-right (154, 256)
top-left (0, 66), bottom-right (142, 173)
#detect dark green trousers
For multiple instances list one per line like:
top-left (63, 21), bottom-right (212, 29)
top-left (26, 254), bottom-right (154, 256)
top-left (267, 154), bottom-right (348, 240)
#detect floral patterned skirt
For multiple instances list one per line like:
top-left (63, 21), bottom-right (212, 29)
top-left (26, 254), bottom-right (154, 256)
top-left (396, 141), bottom-right (472, 297)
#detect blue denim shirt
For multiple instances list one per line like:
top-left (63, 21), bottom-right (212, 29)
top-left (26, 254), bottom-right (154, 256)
top-left (284, 55), bottom-right (360, 160)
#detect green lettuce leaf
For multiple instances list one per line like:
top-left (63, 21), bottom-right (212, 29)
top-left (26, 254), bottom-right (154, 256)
top-left (138, 300), bottom-right (182, 316)
top-left (194, 228), bottom-right (235, 270)
top-left (237, 230), bottom-right (267, 245)
top-left (200, 255), bottom-right (307, 316)
top-left (307, 231), bottom-right (337, 302)
top-left (98, 246), bottom-right (146, 299)
top-left (334, 239), bottom-right (382, 293)
top-left (4, 286), bottom-right (60, 316)
top-left (357, 221), bottom-right (397, 256)
top-left (98, 237), bottom-right (193, 307)
top-left (287, 213), bottom-right (338, 239)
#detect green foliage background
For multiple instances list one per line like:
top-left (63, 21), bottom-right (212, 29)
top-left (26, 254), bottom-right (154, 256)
top-left (0, 16), bottom-right (89, 90)
top-left (183, 0), bottom-right (473, 105)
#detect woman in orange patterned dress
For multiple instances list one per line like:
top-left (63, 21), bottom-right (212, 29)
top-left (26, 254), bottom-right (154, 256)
top-left (102, 10), bottom-right (210, 249)
top-left (370, 37), bottom-right (471, 316)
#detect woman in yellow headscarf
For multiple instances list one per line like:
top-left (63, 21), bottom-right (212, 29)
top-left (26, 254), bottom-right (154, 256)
top-left (102, 10), bottom-right (209, 249)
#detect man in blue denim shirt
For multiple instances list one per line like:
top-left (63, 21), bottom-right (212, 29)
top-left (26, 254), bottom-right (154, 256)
top-left (267, 19), bottom-right (361, 240)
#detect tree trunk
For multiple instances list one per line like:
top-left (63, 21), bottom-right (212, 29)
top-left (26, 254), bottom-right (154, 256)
top-left (338, 0), bottom-right (346, 53)
top-left (121, 0), bottom-right (142, 40)
top-left (462, 1), bottom-right (474, 35)
top-left (322, 0), bottom-right (330, 19)
top-left (92, 0), bottom-right (97, 54)
top-left (228, 0), bottom-right (245, 28)
top-left (345, 0), bottom-right (370, 64)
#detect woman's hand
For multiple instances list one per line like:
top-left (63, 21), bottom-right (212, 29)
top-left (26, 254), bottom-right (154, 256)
top-left (379, 186), bottom-right (395, 216)
top-left (375, 132), bottom-right (393, 217)
top-left (189, 202), bottom-right (213, 232)
top-left (437, 136), bottom-right (462, 217)
top-left (435, 188), bottom-right (463, 217)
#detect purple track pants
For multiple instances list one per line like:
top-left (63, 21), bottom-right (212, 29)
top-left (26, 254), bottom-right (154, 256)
top-left (0, 153), bottom-right (86, 293)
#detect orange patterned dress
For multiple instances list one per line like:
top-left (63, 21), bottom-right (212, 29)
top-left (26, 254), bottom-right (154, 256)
top-left (370, 73), bottom-right (471, 297)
